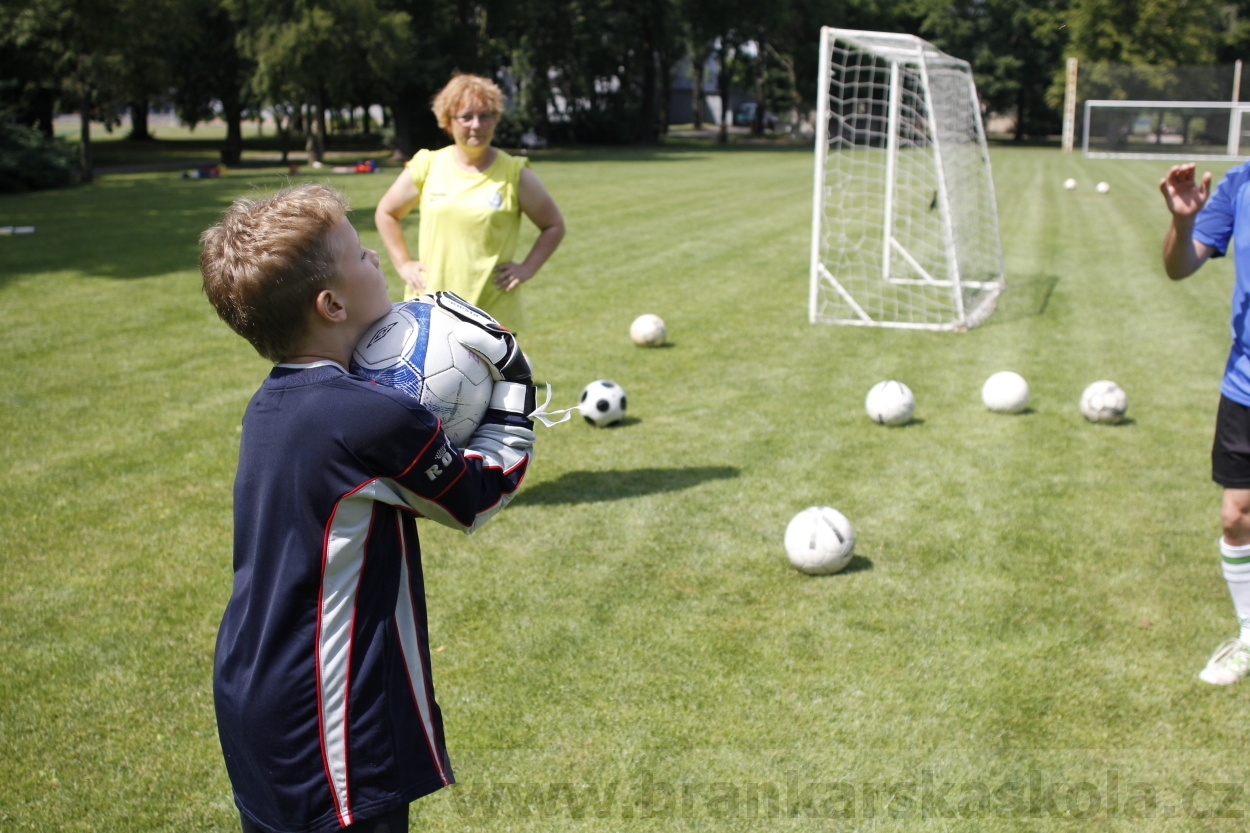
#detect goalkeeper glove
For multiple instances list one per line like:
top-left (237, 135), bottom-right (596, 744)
top-left (422, 291), bottom-right (532, 383)
top-left (484, 379), bottom-right (537, 428)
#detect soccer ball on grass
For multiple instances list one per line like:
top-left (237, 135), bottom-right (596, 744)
top-left (865, 380), bottom-right (915, 426)
top-left (351, 300), bottom-right (494, 445)
top-left (784, 506), bottom-right (856, 575)
top-left (630, 314), bottom-right (667, 347)
top-left (1096, 181), bottom-right (1111, 194)
top-left (579, 379), bottom-right (627, 427)
top-left (982, 371), bottom-right (1030, 414)
top-left (1063, 178), bottom-right (1077, 190)
top-left (1079, 380), bottom-right (1128, 424)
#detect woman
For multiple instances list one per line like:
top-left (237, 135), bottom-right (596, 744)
top-left (375, 73), bottom-right (565, 333)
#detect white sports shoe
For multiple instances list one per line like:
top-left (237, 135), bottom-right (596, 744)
top-left (1199, 638), bottom-right (1250, 685)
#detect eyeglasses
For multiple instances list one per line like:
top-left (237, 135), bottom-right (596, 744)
top-left (454, 111), bottom-right (499, 125)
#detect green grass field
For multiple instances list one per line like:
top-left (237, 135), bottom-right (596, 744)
top-left (3, 143), bottom-right (1250, 831)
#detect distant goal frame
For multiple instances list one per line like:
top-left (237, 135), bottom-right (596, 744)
top-left (1082, 99), bottom-right (1250, 160)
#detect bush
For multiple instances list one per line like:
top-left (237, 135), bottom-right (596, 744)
top-left (492, 110), bottom-right (531, 150)
top-left (0, 111), bottom-right (77, 192)
top-left (547, 103), bottom-right (645, 145)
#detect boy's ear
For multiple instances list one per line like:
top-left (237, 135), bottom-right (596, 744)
top-left (311, 288), bottom-right (347, 323)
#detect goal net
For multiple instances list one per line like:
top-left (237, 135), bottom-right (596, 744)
top-left (810, 28), bottom-right (1005, 330)
top-left (1083, 100), bottom-right (1250, 159)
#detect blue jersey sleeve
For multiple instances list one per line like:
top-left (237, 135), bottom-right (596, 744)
top-left (1194, 167), bottom-right (1250, 257)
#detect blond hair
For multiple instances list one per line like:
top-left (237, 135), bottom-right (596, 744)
top-left (431, 73), bottom-right (505, 133)
top-left (200, 183), bottom-right (349, 362)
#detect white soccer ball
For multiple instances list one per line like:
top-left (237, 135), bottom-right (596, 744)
top-left (578, 379), bottom-right (627, 427)
top-left (784, 506), bottom-right (856, 575)
top-left (1096, 181), bottom-right (1111, 193)
top-left (351, 300), bottom-right (494, 445)
top-left (1063, 178), bottom-right (1077, 190)
top-left (865, 380), bottom-right (915, 426)
top-left (1079, 380), bottom-right (1128, 424)
top-left (982, 371), bottom-right (1030, 414)
top-left (630, 314), bottom-right (667, 347)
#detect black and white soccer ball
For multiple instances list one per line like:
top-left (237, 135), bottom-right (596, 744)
top-left (784, 506), bottom-right (856, 575)
top-left (578, 379), bottom-right (626, 427)
top-left (351, 300), bottom-right (493, 444)
top-left (1079, 380), bottom-right (1128, 424)
top-left (865, 380), bottom-right (915, 426)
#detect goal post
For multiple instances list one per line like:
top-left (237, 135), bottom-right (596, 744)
top-left (810, 27), bottom-right (1005, 331)
top-left (1082, 99), bottom-right (1250, 159)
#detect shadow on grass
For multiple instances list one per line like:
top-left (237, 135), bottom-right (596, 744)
top-left (1091, 417), bottom-right (1136, 427)
top-left (0, 177), bottom-right (301, 285)
top-left (985, 274), bottom-right (1059, 325)
top-left (515, 465), bottom-right (740, 505)
top-left (840, 555), bottom-right (874, 575)
top-left (880, 418), bottom-right (926, 428)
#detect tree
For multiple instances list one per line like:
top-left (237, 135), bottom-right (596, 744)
top-left (230, 0), bottom-right (410, 163)
top-left (494, 0), bottom-right (681, 145)
top-left (766, 0), bottom-right (911, 130)
top-left (1048, 0), bottom-right (1226, 145)
top-left (1218, 0), bottom-right (1250, 68)
top-left (0, 0), bottom-right (62, 136)
top-left (370, 0), bottom-right (488, 159)
top-left (114, 0), bottom-right (180, 141)
top-left (17, 0), bottom-right (129, 182)
top-left (1063, 0), bottom-right (1222, 66)
top-left (920, 0), bottom-right (1070, 140)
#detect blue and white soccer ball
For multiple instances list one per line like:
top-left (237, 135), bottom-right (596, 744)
top-left (784, 506), bottom-right (856, 575)
top-left (578, 379), bottom-right (627, 427)
top-left (351, 300), bottom-right (494, 445)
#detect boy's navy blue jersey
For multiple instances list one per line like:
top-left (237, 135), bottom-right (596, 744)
top-left (214, 364), bottom-right (531, 833)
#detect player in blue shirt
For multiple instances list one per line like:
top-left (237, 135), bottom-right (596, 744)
top-left (199, 183), bottom-right (536, 831)
top-left (1162, 161), bottom-right (1250, 684)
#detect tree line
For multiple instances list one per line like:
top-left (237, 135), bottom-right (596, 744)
top-left (2, 0), bottom-right (1248, 182)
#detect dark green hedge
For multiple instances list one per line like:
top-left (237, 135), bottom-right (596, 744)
top-left (0, 112), bottom-right (77, 192)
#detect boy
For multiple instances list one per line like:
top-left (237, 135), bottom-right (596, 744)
top-left (1161, 161), bottom-right (1250, 684)
top-left (200, 183), bottom-right (535, 831)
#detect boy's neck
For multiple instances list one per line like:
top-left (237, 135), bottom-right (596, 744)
top-left (285, 319), bottom-right (361, 369)
top-left (284, 349), bottom-right (348, 366)
top-left (277, 357), bottom-right (347, 371)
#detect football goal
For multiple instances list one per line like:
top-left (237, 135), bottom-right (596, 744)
top-left (809, 28), bottom-right (1005, 331)
top-left (1064, 60), bottom-right (1249, 159)
top-left (1083, 100), bottom-right (1250, 159)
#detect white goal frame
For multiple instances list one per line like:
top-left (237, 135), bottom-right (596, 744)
top-left (810, 28), bottom-right (1005, 331)
top-left (1082, 99), bottom-right (1250, 160)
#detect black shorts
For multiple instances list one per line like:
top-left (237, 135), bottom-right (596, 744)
top-left (1213, 394), bottom-right (1250, 488)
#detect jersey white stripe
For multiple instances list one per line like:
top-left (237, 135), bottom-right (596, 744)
top-left (317, 491), bottom-right (376, 826)
top-left (394, 518), bottom-right (452, 785)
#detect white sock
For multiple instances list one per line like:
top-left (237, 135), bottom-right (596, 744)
top-left (1219, 538), bottom-right (1250, 643)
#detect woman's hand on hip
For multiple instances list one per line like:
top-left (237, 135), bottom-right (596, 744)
top-left (493, 262), bottom-right (535, 292)
top-left (398, 261), bottom-right (428, 293)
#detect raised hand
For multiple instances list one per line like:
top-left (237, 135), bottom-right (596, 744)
top-left (1159, 163), bottom-right (1212, 218)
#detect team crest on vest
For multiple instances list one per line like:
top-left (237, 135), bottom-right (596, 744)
top-left (487, 190), bottom-right (504, 209)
